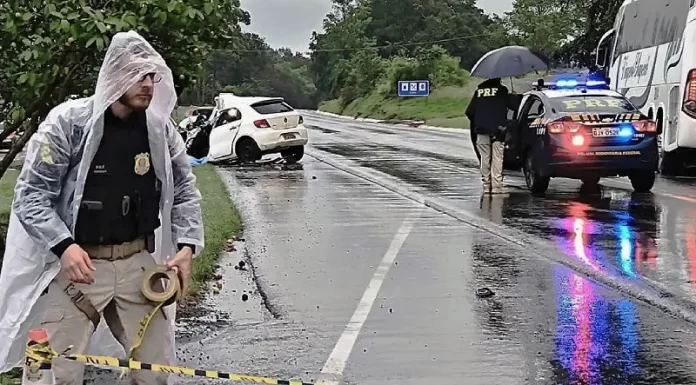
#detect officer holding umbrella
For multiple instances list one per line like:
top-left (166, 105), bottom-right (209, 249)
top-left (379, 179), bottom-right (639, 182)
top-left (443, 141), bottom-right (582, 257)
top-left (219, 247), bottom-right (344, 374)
top-left (466, 45), bottom-right (550, 194)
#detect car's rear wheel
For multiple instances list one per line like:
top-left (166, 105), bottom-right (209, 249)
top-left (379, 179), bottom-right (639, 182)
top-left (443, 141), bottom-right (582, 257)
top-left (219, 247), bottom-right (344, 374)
top-left (523, 150), bottom-right (550, 194)
top-left (236, 138), bottom-right (261, 164)
top-left (629, 171), bottom-right (656, 193)
top-left (281, 146), bottom-right (304, 164)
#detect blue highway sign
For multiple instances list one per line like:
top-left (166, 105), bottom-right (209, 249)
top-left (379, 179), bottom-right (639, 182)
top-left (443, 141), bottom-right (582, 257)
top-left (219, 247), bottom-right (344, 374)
top-left (398, 80), bottom-right (430, 97)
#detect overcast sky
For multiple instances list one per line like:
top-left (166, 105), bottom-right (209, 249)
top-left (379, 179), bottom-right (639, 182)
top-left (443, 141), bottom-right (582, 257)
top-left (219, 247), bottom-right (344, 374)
top-left (239, 0), bottom-right (515, 53)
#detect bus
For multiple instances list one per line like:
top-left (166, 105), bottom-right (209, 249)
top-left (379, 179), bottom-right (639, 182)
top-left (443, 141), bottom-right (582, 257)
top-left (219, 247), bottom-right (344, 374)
top-left (594, 0), bottom-right (696, 175)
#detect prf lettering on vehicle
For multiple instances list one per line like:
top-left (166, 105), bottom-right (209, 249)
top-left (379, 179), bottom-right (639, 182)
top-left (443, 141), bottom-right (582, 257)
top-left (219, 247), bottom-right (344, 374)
top-left (477, 88), bottom-right (498, 97)
top-left (562, 98), bottom-right (625, 109)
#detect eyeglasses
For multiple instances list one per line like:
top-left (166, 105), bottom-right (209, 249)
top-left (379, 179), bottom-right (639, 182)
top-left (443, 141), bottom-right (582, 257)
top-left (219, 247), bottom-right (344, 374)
top-left (139, 73), bottom-right (162, 83)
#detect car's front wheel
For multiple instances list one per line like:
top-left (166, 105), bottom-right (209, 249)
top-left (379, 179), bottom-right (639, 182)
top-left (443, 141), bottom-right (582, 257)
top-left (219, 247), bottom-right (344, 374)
top-left (523, 150), bottom-right (550, 194)
top-left (629, 171), bottom-right (656, 193)
top-left (281, 146), bottom-right (304, 164)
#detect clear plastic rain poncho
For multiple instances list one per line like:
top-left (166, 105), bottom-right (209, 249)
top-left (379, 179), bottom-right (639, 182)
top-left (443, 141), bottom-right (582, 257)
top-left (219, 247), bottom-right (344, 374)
top-left (0, 31), bottom-right (204, 385)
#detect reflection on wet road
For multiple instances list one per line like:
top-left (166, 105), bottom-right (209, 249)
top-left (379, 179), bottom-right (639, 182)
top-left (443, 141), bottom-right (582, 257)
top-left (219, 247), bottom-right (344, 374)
top-left (172, 121), bottom-right (696, 385)
top-left (305, 112), bottom-right (696, 305)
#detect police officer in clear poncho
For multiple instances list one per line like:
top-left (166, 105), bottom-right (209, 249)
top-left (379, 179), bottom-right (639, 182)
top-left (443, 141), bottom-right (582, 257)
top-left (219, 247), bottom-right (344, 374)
top-left (0, 31), bottom-right (204, 384)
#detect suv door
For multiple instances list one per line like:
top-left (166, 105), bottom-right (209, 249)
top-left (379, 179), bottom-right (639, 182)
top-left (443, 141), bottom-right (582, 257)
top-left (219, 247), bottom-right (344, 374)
top-left (517, 97), bottom-right (548, 153)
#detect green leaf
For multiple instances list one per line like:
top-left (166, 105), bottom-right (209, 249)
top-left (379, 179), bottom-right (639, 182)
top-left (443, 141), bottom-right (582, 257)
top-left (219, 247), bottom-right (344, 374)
top-left (22, 13), bottom-right (33, 21)
top-left (96, 36), bottom-right (105, 51)
top-left (168, 1), bottom-right (177, 12)
top-left (67, 12), bottom-right (80, 20)
top-left (49, 11), bottom-right (64, 18)
top-left (96, 21), bottom-right (106, 33)
top-left (204, 3), bottom-right (213, 14)
top-left (86, 36), bottom-right (98, 47)
top-left (17, 73), bottom-right (28, 84)
top-left (61, 19), bottom-right (70, 29)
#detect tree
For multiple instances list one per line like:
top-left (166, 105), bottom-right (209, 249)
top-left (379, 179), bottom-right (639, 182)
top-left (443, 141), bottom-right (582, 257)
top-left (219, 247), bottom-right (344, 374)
top-left (557, 0), bottom-right (623, 66)
top-left (0, 0), bottom-right (250, 179)
top-left (506, 0), bottom-right (591, 56)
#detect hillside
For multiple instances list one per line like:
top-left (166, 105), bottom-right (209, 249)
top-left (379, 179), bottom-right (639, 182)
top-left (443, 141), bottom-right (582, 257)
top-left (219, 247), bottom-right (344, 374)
top-left (318, 72), bottom-right (568, 129)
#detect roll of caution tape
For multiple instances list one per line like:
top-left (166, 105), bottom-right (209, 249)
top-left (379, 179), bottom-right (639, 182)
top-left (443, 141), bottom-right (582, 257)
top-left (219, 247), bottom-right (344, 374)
top-left (25, 340), bottom-right (315, 385)
top-left (127, 265), bottom-right (182, 361)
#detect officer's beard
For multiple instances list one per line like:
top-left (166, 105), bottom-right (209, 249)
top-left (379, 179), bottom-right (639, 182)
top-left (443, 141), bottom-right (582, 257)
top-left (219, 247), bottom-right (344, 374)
top-left (118, 93), bottom-right (152, 112)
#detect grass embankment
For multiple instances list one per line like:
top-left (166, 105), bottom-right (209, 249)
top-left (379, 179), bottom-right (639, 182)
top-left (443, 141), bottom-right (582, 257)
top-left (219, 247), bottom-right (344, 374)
top-left (319, 73), bottom-right (552, 129)
top-left (0, 165), bottom-right (240, 297)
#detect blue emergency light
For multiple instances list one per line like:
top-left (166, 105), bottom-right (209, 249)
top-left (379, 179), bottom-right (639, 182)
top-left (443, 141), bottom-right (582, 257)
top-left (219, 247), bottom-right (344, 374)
top-left (536, 74), bottom-right (610, 91)
top-left (618, 124), bottom-right (634, 138)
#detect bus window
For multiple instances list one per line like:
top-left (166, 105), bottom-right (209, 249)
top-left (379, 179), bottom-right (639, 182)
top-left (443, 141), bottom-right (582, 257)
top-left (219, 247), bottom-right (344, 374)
top-left (614, 0), bottom-right (690, 57)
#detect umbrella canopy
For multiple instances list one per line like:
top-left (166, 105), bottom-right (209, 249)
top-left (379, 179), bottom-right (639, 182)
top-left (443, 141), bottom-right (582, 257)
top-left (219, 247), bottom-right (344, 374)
top-left (471, 45), bottom-right (550, 79)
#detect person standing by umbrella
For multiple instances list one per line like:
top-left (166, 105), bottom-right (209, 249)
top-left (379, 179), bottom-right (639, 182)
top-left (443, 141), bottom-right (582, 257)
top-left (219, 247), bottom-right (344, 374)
top-left (466, 45), bottom-right (551, 194)
top-left (465, 78), bottom-right (513, 194)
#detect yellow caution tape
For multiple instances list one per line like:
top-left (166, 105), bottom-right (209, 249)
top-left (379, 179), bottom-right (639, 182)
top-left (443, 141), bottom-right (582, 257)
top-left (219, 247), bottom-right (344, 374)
top-left (23, 266), bottom-right (315, 384)
top-left (25, 340), bottom-right (314, 384)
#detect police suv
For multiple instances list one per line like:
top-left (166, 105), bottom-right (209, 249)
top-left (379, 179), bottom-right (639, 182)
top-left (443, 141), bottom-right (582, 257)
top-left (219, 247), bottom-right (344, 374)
top-left (506, 77), bottom-right (659, 194)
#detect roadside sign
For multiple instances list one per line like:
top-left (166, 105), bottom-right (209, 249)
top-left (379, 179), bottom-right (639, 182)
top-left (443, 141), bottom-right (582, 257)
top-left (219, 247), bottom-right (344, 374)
top-left (398, 80), bottom-right (430, 97)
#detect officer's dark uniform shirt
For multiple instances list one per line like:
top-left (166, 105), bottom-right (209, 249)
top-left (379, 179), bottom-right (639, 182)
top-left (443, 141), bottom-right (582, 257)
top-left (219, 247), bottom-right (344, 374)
top-left (465, 79), bottom-right (512, 137)
top-left (51, 107), bottom-right (162, 257)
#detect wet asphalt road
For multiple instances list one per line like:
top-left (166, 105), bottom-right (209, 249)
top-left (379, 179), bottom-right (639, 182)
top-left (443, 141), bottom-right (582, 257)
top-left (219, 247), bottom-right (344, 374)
top-left (168, 112), bottom-right (696, 385)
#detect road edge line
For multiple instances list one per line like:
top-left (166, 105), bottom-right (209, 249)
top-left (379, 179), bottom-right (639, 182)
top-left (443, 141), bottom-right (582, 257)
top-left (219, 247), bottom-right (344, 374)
top-left (306, 148), bottom-right (696, 326)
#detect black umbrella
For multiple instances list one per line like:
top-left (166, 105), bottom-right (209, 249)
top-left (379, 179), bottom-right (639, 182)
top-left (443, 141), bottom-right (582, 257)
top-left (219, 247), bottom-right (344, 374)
top-left (471, 45), bottom-right (550, 79)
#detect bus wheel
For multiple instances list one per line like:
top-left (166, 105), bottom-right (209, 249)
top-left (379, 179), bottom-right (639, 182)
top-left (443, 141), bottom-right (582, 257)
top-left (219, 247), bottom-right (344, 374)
top-left (660, 148), bottom-right (680, 176)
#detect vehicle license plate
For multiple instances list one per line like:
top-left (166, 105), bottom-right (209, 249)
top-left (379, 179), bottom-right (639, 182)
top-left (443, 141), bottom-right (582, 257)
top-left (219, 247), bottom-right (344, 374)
top-left (282, 133), bottom-right (297, 140)
top-left (592, 127), bottom-right (618, 137)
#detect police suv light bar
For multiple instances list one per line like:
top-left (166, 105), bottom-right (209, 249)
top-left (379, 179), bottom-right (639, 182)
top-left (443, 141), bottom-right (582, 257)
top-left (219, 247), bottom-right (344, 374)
top-left (532, 77), bottom-right (610, 91)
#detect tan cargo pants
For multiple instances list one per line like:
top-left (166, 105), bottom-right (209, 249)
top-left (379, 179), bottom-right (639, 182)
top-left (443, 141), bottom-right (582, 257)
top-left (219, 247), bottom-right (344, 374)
top-left (476, 134), bottom-right (505, 193)
top-left (39, 250), bottom-right (170, 385)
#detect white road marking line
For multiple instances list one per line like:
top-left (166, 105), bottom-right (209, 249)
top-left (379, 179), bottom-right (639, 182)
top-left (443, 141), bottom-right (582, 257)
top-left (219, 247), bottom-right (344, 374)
top-left (316, 219), bottom-right (415, 385)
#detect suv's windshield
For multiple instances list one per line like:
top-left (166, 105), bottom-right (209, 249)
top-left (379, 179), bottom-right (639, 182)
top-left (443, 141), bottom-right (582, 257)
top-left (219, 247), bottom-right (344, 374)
top-left (550, 95), bottom-right (637, 114)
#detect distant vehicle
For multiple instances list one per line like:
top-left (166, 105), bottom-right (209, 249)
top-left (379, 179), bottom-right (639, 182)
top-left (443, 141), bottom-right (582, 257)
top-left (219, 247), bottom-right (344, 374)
top-left (205, 94), bottom-right (308, 164)
top-left (594, 0), bottom-right (696, 176)
top-left (507, 76), bottom-right (658, 194)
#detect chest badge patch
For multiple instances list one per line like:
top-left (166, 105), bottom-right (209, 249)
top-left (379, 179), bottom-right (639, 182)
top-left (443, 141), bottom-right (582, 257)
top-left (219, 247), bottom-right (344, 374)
top-left (134, 153), bottom-right (151, 176)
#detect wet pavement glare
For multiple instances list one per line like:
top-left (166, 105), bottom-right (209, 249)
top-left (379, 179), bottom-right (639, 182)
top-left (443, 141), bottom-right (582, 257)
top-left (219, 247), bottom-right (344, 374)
top-left (169, 118), bottom-right (696, 385)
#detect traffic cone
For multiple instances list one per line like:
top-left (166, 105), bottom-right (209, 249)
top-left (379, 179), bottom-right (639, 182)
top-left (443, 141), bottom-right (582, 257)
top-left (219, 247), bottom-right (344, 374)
top-left (22, 329), bottom-right (55, 385)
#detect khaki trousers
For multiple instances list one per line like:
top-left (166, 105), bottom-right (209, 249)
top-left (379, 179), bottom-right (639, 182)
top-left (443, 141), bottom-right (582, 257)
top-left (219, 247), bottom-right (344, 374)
top-left (476, 134), bottom-right (505, 192)
top-left (39, 250), bottom-right (169, 385)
